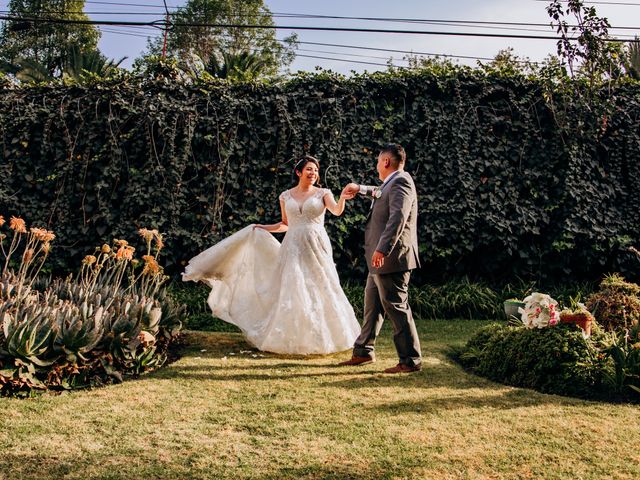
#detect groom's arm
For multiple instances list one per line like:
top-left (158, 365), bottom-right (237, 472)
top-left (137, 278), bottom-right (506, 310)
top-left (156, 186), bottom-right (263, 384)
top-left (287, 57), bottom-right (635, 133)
top-left (358, 185), bottom-right (379, 198)
top-left (376, 176), bottom-right (413, 256)
top-left (344, 182), bottom-right (378, 198)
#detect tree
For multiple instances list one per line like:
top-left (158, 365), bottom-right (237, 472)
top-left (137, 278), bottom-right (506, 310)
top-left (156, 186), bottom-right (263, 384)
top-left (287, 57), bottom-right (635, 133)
top-left (624, 37), bottom-right (640, 79)
top-left (479, 48), bottom-right (538, 76)
top-left (62, 45), bottom-right (125, 82)
top-left (205, 50), bottom-right (269, 81)
top-left (546, 0), bottom-right (625, 88)
top-left (139, 0), bottom-right (296, 78)
top-left (9, 46), bottom-right (125, 83)
top-left (0, 0), bottom-right (100, 78)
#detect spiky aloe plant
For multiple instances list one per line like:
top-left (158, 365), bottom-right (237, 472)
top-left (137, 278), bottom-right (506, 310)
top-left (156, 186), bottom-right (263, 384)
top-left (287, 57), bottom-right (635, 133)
top-left (52, 302), bottom-right (104, 364)
top-left (2, 304), bottom-right (56, 367)
top-left (0, 215), bottom-right (184, 396)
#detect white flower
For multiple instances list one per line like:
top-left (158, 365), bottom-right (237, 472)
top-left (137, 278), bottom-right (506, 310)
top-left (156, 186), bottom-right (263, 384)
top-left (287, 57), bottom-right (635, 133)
top-left (373, 188), bottom-right (382, 199)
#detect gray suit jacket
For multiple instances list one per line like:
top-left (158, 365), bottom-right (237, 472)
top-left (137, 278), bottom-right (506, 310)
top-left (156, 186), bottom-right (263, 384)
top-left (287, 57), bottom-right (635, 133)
top-left (360, 170), bottom-right (420, 275)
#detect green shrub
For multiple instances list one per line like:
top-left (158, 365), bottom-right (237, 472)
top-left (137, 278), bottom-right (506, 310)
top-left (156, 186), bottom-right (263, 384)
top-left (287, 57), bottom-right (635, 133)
top-left (598, 319), bottom-right (640, 395)
top-left (458, 323), bottom-right (607, 399)
top-left (342, 282), bottom-right (365, 319)
top-left (586, 274), bottom-right (640, 331)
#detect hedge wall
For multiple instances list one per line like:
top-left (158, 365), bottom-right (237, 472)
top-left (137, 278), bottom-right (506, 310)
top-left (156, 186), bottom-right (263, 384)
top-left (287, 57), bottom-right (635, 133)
top-left (1, 69), bottom-right (639, 284)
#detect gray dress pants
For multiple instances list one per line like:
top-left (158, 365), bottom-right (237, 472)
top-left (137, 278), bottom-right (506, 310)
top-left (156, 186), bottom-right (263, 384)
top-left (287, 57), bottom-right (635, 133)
top-left (352, 270), bottom-right (422, 367)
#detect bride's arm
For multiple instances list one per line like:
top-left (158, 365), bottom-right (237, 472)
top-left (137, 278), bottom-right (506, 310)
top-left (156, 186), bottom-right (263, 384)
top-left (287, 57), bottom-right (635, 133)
top-left (324, 189), bottom-right (352, 216)
top-left (254, 199), bottom-right (289, 232)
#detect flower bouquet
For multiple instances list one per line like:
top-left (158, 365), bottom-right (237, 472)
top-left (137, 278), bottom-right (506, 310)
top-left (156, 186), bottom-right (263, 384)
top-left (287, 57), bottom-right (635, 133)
top-left (518, 292), bottom-right (560, 328)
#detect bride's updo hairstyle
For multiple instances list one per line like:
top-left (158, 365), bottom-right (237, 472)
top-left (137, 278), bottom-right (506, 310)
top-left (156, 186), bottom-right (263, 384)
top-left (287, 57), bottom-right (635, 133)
top-left (292, 155), bottom-right (321, 185)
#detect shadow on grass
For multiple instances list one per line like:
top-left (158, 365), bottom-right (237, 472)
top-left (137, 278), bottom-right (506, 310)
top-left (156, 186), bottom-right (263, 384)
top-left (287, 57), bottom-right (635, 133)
top-left (363, 387), bottom-right (588, 413)
top-left (260, 463), bottom-right (400, 480)
top-left (146, 350), bottom-right (503, 395)
top-left (0, 452), bottom-right (401, 480)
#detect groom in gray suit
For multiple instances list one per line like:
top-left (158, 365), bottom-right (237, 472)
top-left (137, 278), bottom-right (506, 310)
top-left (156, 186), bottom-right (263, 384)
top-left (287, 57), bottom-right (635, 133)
top-left (339, 143), bottom-right (422, 373)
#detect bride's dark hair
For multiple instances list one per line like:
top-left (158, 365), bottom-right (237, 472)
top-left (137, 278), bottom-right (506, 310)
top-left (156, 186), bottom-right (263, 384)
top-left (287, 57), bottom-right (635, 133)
top-left (292, 155), bottom-right (321, 185)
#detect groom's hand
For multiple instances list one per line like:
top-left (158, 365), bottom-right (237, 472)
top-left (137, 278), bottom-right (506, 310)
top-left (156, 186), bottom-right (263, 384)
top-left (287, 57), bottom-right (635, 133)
top-left (340, 187), bottom-right (356, 200)
top-left (343, 183), bottom-right (360, 196)
top-left (371, 250), bottom-right (386, 269)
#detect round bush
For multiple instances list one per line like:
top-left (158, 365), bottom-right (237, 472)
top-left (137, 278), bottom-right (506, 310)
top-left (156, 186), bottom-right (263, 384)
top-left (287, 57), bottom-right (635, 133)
top-left (586, 274), bottom-right (640, 331)
top-left (459, 323), bottom-right (606, 398)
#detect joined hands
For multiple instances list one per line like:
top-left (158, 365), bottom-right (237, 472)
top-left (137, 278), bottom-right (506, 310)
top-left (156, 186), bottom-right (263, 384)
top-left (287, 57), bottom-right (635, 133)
top-left (341, 183), bottom-right (360, 200)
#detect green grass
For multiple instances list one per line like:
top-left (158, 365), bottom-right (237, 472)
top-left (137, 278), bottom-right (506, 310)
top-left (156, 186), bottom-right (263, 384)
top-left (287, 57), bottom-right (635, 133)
top-left (2, 319), bottom-right (639, 479)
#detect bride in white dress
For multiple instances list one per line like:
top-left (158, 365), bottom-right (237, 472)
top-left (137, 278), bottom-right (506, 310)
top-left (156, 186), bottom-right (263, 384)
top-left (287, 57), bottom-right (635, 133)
top-left (182, 156), bottom-right (361, 354)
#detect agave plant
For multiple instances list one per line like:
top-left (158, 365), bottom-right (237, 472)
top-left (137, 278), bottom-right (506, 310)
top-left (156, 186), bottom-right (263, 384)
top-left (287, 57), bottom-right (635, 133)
top-left (52, 301), bottom-right (104, 364)
top-left (1, 304), bottom-right (56, 367)
top-left (0, 215), bottom-right (184, 396)
top-left (155, 289), bottom-right (185, 340)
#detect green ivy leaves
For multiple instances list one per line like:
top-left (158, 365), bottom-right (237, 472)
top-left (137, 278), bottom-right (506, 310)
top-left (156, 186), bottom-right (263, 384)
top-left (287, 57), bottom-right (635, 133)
top-left (0, 71), bottom-right (639, 285)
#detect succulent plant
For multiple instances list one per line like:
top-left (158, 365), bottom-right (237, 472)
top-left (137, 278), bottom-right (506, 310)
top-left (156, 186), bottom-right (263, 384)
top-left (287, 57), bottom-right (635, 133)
top-left (2, 304), bottom-right (56, 367)
top-left (52, 301), bottom-right (104, 363)
top-left (0, 219), bottom-right (184, 396)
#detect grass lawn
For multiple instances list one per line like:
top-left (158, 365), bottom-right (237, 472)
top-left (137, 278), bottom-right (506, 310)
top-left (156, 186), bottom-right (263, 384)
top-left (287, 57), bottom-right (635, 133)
top-left (1, 319), bottom-right (639, 480)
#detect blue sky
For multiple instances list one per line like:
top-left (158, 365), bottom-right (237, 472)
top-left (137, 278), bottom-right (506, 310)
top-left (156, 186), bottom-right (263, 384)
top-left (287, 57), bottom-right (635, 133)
top-left (2, 0), bottom-right (639, 73)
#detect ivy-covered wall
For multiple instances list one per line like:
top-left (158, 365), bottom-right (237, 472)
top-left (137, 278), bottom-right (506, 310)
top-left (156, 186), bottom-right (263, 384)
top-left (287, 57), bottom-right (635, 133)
top-left (1, 70), bottom-right (639, 284)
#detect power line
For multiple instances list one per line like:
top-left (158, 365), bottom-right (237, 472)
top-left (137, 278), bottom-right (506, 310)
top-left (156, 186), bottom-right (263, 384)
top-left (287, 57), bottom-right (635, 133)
top-left (289, 40), bottom-right (506, 63)
top-left (4, 7), bottom-right (640, 31)
top-left (99, 27), bottom-right (158, 38)
top-left (0, 10), bottom-right (576, 36)
top-left (83, 0), bottom-right (181, 8)
top-left (95, 26), bottom-right (541, 65)
top-left (97, 28), bottom-right (409, 67)
top-left (296, 53), bottom-right (401, 68)
top-left (270, 12), bottom-right (640, 31)
top-left (0, 10), bottom-right (556, 33)
top-left (2, 14), bottom-right (638, 41)
top-left (1, 10), bottom-right (169, 16)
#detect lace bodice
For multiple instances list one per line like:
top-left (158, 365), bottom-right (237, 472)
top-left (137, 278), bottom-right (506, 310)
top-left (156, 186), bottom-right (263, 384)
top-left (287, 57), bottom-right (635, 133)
top-left (279, 188), bottom-right (331, 227)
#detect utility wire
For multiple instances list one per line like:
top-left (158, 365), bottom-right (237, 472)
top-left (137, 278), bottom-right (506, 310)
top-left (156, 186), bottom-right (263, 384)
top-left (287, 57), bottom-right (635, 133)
top-left (0, 10), bottom-right (169, 15)
top-left (2, 14), bottom-right (638, 41)
top-left (83, 0), bottom-right (181, 8)
top-left (267, 12), bottom-right (640, 31)
top-left (296, 53), bottom-right (403, 68)
top-left (99, 27), bottom-right (157, 38)
top-left (296, 48), bottom-right (402, 61)
top-left (97, 28), bottom-right (408, 66)
top-left (4, 6), bottom-right (640, 30)
top-left (289, 40), bottom-right (518, 63)
top-left (95, 26), bottom-right (540, 65)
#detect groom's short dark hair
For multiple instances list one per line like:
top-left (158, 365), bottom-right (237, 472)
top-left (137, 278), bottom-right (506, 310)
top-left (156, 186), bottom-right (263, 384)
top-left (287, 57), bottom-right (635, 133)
top-left (381, 143), bottom-right (406, 168)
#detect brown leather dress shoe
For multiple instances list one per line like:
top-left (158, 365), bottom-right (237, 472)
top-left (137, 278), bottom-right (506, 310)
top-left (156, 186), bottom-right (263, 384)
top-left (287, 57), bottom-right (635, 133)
top-left (383, 363), bottom-right (422, 374)
top-left (338, 356), bottom-right (375, 366)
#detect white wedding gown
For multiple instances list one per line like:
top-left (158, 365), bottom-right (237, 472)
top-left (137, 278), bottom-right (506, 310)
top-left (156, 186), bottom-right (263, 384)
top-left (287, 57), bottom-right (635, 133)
top-left (182, 188), bottom-right (360, 354)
